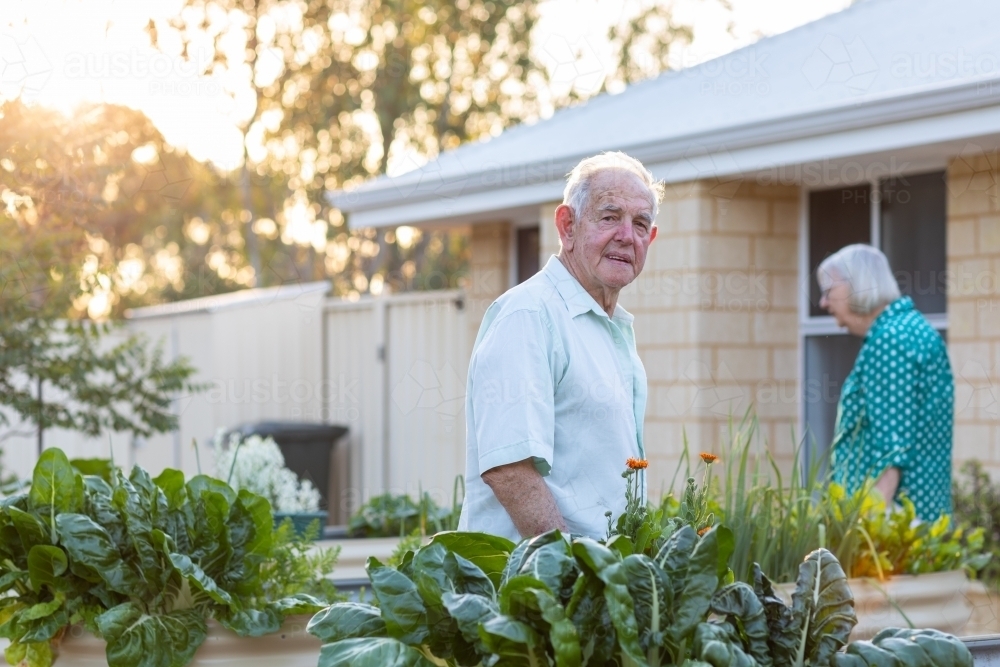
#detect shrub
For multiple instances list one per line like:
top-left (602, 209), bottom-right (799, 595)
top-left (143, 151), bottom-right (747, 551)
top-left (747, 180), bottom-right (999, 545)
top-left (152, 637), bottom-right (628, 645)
top-left (212, 431), bottom-right (320, 513)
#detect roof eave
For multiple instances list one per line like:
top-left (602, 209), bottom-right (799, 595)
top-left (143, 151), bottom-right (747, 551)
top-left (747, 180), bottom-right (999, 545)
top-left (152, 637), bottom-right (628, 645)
top-left (331, 74), bottom-right (1000, 228)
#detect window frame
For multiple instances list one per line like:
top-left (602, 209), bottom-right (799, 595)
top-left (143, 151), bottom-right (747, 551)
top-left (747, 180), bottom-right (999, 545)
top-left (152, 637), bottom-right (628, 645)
top-left (797, 172), bottom-right (949, 448)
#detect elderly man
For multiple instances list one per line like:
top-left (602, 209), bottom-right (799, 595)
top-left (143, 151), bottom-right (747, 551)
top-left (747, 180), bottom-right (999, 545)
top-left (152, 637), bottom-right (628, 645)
top-left (457, 152), bottom-right (662, 541)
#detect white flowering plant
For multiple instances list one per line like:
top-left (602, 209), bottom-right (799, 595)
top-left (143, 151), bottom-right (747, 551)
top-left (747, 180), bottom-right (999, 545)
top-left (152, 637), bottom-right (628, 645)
top-left (213, 431), bottom-right (321, 513)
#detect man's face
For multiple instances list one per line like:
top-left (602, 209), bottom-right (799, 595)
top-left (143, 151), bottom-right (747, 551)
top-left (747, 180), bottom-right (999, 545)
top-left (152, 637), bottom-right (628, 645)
top-left (562, 169), bottom-right (657, 292)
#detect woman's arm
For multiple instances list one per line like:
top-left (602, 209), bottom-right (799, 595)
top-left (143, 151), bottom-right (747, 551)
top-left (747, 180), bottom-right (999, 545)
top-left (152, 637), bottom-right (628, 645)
top-left (874, 466), bottom-right (900, 502)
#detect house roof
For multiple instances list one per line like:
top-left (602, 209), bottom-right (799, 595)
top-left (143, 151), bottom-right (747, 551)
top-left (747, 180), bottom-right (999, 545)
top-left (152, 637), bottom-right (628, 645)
top-left (333, 0), bottom-right (1000, 228)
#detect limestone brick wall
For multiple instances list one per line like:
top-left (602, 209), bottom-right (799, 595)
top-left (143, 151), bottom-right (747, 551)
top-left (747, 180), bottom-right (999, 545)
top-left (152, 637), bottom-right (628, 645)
top-left (539, 202), bottom-right (561, 262)
top-left (945, 151), bottom-right (1000, 478)
top-left (467, 222), bottom-right (511, 346)
top-left (617, 180), bottom-right (802, 493)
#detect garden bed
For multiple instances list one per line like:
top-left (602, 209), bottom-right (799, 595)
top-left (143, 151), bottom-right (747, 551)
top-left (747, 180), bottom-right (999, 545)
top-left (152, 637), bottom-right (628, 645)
top-left (54, 616), bottom-right (320, 667)
top-left (776, 569), bottom-right (1000, 640)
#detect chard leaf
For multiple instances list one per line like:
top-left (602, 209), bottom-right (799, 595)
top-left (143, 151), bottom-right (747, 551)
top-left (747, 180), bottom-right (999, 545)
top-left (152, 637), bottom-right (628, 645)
top-left (532, 587), bottom-right (581, 667)
top-left (498, 574), bottom-right (548, 618)
top-left (0, 570), bottom-right (27, 593)
top-left (565, 568), bottom-right (615, 665)
top-left (233, 490), bottom-right (272, 560)
top-left (317, 637), bottom-right (436, 667)
top-left (97, 602), bottom-right (207, 667)
top-left (8, 507), bottom-right (49, 552)
top-left (444, 551), bottom-right (496, 599)
top-left (29, 448), bottom-right (84, 517)
top-left (789, 548), bottom-right (857, 667)
top-left (223, 491), bottom-right (271, 597)
top-left (269, 593), bottom-right (326, 616)
top-left (408, 543), bottom-right (469, 661)
top-left (216, 606), bottom-right (280, 637)
top-left (710, 582), bottom-right (771, 667)
top-left (572, 538), bottom-right (644, 666)
top-left (832, 628), bottom-right (974, 667)
top-left (519, 538), bottom-right (577, 600)
top-left (19, 608), bottom-right (68, 642)
top-left (152, 469), bottom-right (187, 511)
top-left (3, 640), bottom-right (26, 666)
top-left (185, 475), bottom-right (237, 508)
top-left (753, 564), bottom-right (798, 666)
top-left (478, 614), bottom-right (548, 666)
top-left (70, 458), bottom-right (115, 483)
top-left (55, 514), bottom-right (142, 596)
top-left (111, 474), bottom-right (162, 597)
top-left (622, 554), bottom-right (672, 659)
top-left (667, 526), bottom-right (724, 647)
top-left (429, 531), bottom-right (516, 589)
top-left (26, 545), bottom-right (67, 592)
top-left (184, 490), bottom-right (233, 581)
top-left (4, 640), bottom-right (52, 667)
top-left (501, 530), bottom-right (563, 587)
top-left (308, 603), bottom-right (388, 642)
top-left (655, 524), bottom-right (697, 601)
top-left (167, 553), bottom-right (232, 605)
top-left (413, 542), bottom-right (450, 607)
top-left (20, 598), bottom-right (62, 622)
top-left (442, 592), bottom-right (498, 651)
top-left (693, 621), bottom-right (756, 667)
top-left (366, 557), bottom-right (429, 645)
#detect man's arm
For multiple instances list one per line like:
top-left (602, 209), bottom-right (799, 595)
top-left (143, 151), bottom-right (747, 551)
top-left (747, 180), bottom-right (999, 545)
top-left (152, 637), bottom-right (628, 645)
top-left (482, 458), bottom-right (568, 537)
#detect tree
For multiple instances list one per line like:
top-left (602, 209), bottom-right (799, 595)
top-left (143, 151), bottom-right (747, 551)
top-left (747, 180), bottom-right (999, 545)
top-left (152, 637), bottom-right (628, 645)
top-left (0, 99), bottom-right (201, 449)
top-left (150, 0), bottom-right (698, 296)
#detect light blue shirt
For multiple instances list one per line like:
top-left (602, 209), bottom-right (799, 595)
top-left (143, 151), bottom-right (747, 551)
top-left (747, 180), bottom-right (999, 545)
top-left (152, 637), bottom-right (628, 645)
top-left (458, 256), bottom-right (648, 541)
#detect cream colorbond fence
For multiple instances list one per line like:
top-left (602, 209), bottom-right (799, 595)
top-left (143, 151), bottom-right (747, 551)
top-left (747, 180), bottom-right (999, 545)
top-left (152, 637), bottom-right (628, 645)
top-left (1, 283), bottom-right (470, 525)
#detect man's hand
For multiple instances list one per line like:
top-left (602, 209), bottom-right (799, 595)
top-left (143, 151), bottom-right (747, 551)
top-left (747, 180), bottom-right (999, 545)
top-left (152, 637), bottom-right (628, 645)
top-left (481, 458), bottom-right (569, 537)
top-left (874, 466), bottom-right (900, 503)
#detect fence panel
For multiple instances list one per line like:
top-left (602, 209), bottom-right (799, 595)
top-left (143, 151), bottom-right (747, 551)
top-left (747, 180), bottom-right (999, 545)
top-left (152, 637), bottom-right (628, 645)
top-left (384, 292), bottom-right (469, 510)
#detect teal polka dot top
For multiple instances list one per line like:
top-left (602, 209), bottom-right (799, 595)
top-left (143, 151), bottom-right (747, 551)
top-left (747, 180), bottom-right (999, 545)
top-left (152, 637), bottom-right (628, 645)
top-left (830, 296), bottom-right (954, 521)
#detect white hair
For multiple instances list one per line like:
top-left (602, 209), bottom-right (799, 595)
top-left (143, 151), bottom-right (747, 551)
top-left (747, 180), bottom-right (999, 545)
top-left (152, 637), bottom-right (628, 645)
top-left (563, 151), bottom-right (664, 219)
top-left (817, 244), bottom-right (901, 315)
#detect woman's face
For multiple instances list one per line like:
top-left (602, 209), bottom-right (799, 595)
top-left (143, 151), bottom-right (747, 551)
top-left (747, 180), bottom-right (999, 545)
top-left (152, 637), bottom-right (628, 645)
top-left (820, 278), bottom-right (852, 327)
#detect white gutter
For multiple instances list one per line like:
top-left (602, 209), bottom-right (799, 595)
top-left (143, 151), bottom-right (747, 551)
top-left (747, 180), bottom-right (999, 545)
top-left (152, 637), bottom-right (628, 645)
top-left (335, 74), bottom-right (1000, 228)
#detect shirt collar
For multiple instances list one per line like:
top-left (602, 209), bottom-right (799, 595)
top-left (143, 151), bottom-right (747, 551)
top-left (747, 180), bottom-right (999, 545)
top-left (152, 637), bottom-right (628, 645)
top-left (866, 296), bottom-right (914, 338)
top-left (542, 255), bottom-right (634, 324)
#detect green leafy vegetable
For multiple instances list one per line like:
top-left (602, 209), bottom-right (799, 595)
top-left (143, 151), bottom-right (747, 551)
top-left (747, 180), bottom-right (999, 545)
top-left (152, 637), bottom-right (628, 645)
top-left (308, 529), bottom-right (972, 667)
top-left (0, 447), bottom-right (341, 667)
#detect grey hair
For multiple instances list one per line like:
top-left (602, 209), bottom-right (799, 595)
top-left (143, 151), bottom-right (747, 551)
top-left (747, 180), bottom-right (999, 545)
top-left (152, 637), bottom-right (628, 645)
top-left (817, 244), bottom-right (901, 315)
top-left (563, 151), bottom-right (664, 219)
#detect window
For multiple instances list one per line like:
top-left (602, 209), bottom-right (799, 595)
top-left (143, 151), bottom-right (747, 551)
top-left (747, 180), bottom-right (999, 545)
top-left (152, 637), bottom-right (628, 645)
top-left (516, 226), bottom-right (540, 284)
top-left (801, 171), bottom-right (947, 461)
top-left (880, 172), bottom-right (948, 315)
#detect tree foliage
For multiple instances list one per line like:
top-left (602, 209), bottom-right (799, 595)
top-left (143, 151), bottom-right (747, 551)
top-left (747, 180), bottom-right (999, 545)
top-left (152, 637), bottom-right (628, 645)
top-left (0, 100), bottom-right (201, 442)
top-left (148, 0), bottom-right (695, 297)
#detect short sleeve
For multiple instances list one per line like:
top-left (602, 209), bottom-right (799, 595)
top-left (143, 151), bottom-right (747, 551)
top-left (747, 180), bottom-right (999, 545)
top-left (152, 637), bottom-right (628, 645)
top-left (469, 308), bottom-right (557, 476)
top-left (860, 332), bottom-right (919, 472)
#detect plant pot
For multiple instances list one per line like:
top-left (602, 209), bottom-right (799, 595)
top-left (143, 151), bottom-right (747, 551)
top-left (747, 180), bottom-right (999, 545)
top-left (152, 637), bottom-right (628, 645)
top-left (274, 511), bottom-right (328, 539)
top-left (54, 616), bottom-right (320, 666)
top-left (775, 570), bottom-right (1000, 640)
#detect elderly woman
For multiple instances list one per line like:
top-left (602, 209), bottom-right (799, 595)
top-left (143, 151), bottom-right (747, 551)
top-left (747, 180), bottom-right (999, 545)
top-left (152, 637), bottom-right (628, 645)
top-left (818, 244), bottom-right (954, 521)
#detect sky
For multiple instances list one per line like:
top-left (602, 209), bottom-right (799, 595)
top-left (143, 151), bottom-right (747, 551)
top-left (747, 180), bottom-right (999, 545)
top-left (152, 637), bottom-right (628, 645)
top-left (0, 0), bottom-right (852, 172)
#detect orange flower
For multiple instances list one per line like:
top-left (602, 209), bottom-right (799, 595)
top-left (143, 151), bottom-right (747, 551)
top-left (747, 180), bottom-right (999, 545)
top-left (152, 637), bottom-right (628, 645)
top-left (699, 452), bottom-right (719, 464)
top-left (626, 457), bottom-right (648, 470)
top-left (697, 526), bottom-right (711, 536)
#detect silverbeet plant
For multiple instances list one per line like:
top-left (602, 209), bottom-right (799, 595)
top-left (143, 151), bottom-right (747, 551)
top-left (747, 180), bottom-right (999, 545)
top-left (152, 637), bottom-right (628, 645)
top-left (0, 448), bottom-right (330, 667)
top-left (307, 523), bottom-right (973, 667)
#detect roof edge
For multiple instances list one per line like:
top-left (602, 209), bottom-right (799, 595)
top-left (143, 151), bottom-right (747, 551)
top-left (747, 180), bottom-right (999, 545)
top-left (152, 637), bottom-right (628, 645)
top-left (331, 73), bottom-right (1000, 215)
